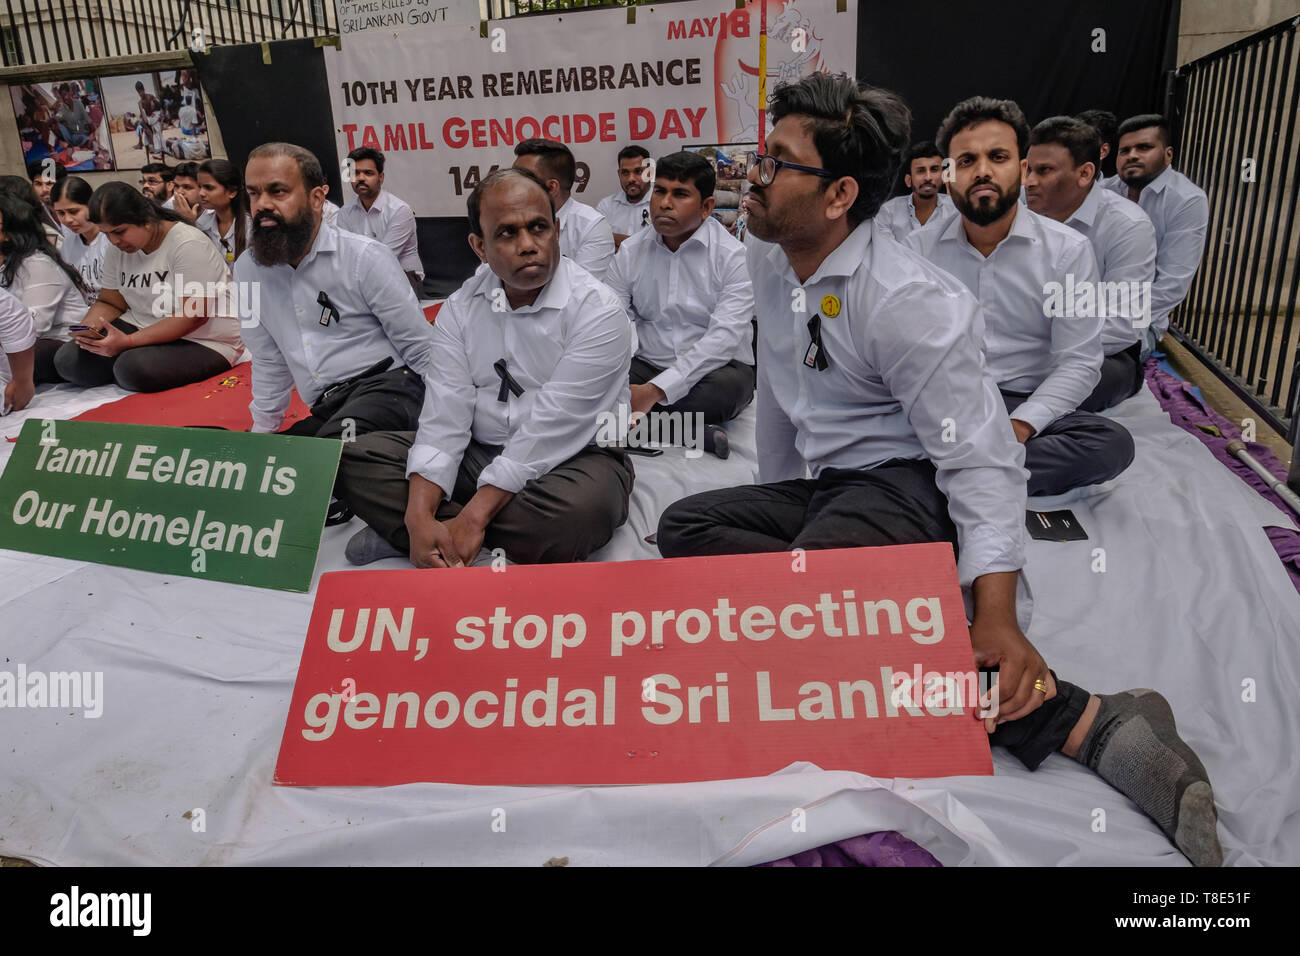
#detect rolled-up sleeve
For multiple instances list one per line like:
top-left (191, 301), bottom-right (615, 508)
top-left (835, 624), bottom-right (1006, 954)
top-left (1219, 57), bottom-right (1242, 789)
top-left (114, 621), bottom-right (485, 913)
top-left (405, 302), bottom-right (475, 496)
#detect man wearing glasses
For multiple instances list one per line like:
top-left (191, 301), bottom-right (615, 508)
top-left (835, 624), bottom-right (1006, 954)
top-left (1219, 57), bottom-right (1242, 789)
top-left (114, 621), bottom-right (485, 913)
top-left (656, 72), bottom-right (1222, 867)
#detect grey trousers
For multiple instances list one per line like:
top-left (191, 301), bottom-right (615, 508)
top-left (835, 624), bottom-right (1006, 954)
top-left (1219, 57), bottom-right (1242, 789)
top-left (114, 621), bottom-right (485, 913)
top-left (1079, 342), bottom-right (1144, 413)
top-left (630, 357), bottom-right (755, 425)
top-left (1001, 390), bottom-right (1135, 496)
top-left (338, 433), bottom-right (635, 565)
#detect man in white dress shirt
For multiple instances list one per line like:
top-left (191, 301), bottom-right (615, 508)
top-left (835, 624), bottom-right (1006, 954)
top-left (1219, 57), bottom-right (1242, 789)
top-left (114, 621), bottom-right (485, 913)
top-left (1027, 116), bottom-right (1157, 411)
top-left (596, 145), bottom-right (653, 249)
top-left (874, 140), bottom-right (957, 242)
top-left (604, 150), bottom-right (755, 459)
top-left (513, 138), bottom-right (615, 280)
top-left (658, 73), bottom-right (1221, 867)
top-left (338, 167), bottom-right (634, 568)
top-left (336, 146), bottom-right (425, 297)
top-left (909, 96), bottom-right (1135, 497)
top-left (1105, 114), bottom-right (1209, 357)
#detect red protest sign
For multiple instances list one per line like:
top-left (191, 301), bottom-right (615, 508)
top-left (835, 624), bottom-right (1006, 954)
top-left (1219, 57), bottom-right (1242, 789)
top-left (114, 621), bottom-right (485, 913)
top-left (274, 544), bottom-right (994, 786)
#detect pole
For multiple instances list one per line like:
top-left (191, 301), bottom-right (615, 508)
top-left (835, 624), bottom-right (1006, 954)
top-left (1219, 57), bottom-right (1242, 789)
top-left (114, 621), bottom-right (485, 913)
top-left (1224, 439), bottom-right (1300, 516)
top-left (757, 0), bottom-right (768, 152)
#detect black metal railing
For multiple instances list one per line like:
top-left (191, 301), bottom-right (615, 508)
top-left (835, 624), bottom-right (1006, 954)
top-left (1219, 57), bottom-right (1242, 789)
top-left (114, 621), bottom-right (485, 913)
top-left (1170, 15), bottom-right (1300, 444)
top-left (0, 0), bottom-right (337, 67)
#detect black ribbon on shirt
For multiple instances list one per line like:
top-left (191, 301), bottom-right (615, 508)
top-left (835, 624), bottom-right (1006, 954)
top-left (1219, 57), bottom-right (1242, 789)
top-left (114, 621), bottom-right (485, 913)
top-left (804, 313), bottom-right (829, 371)
top-left (494, 359), bottom-right (525, 403)
top-left (317, 290), bottom-right (341, 327)
top-left (641, 207), bottom-right (650, 227)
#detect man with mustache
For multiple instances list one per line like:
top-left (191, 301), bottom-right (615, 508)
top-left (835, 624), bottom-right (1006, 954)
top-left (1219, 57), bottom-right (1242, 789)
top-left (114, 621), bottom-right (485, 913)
top-left (235, 142), bottom-right (434, 523)
top-left (337, 167), bottom-right (634, 569)
top-left (909, 96), bottom-right (1135, 496)
top-left (596, 145), bottom-right (653, 250)
top-left (603, 150), bottom-right (755, 459)
top-left (874, 140), bottom-right (957, 241)
top-left (1104, 114), bottom-right (1208, 357)
top-left (336, 146), bottom-right (425, 297)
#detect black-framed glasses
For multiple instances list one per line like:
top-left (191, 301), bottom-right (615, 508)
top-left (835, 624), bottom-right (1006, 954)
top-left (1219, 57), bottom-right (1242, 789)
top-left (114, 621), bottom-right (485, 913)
top-left (747, 151), bottom-right (837, 187)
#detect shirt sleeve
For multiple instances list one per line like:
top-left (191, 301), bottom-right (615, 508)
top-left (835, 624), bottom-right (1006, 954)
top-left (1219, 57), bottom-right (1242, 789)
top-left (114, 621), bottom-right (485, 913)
top-left (1148, 192), bottom-right (1209, 336)
top-left (754, 330), bottom-right (805, 484)
top-left (1098, 211), bottom-right (1158, 347)
top-left (235, 259), bottom-right (294, 433)
top-left (1011, 241), bottom-right (1104, 433)
top-left (572, 216), bottom-right (616, 281)
top-left (358, 243), bottom-right (434, 377)
top-left (477, 292), bottom-right (631, 494)
top-left (388, 203), bottom-right (424, 278)
top-left (406, 301), bottom-right (476, 496)
top-left (0, 288), bottom-right (36, 353)
top-left (12, 257), bottom-right (76, 337)
top-left (602, 243), bottom-right (633, 308)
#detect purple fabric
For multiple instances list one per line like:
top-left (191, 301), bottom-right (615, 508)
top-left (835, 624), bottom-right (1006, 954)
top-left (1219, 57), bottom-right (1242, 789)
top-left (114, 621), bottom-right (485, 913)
top-left (1144, 360), bottom-right (1300, 594)
top-left (755, 830), bottom-right (942, 867)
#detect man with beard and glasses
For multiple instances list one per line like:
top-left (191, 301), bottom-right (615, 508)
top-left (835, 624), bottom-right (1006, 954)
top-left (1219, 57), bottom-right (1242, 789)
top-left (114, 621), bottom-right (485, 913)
top-left (337, 167), bottom-right (634, 569)
top-left (596, 145), bottom-right (654, 249)
top-left (657, 73), bottom-right (1222, 868)
top-left (336, 146), bottom-right (425, 297)
top-left (235, 142), bottom-right (433, 525)
top-left (909, 96), bottom-right (1135, 497)
top-left (874, 140), bottom-right (956, 241)
top-left (1104, 114), bottom-right (1208, 358)
top-left (1026, 116), bottom-right (1157, 411)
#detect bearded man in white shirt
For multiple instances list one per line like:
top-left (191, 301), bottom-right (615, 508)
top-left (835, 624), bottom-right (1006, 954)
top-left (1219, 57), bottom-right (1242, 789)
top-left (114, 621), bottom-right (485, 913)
top-left (339, 167), bottom-right (635, 568)
top-left (604, 150), bottom-right (755, 459)
top-left (513, 138), bottom-right (615, 281)
top-left (874, 140), bottom-right (957, 241)
top-left (596, 145), bottom-right (653, 249)
top-left (658, 72), bottom-right (1221, 867)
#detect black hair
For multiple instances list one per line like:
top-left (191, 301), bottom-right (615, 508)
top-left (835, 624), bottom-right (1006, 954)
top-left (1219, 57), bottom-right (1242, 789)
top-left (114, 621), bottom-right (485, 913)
top-left (173, 161), bottom-right (200, 180)
top-left (1117, 113), bottom-right (1170, 147)
top-left (51, 175), bottom-right (93, 206)
top-left (0, 193), bottom-right (88, 296)
top-left (653, 151), bottom-right (715, 200)
top-left (936, 96), bottom-right (1030, 160)
top-left (617, 145), bottom-right (651, 163)
top-left (141, 162), bottom-right (174, 182)
top-left (467, 167), bottom-right (555, 238)
top-left (768, 72), bottom-right (911, 226)
top-left (89, 180), bottom-right (188, 227)
top-left (0, 175), bottom-right (42, 209)
top-left (514, 138), bottom-right (576, 193)
top-left (134, 81), bottom-right (145, 91)
top-left (1075, 109), bottom-right (1118, 149)
top-left (248, 142), bottom-right (328, 191)
top-left (1029, 115), bottom-right (1101, 172)
top-left (26, 160), bottom-right (67, 184)
top-left (199, 158), bottom-right (250, 260)
top-left (905, 140), bottom-right (943, 168)
top-left (347, 146), bottom-right (385, 174)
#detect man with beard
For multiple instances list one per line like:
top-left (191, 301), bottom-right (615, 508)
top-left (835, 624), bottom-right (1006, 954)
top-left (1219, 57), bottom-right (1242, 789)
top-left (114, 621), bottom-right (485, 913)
top-left (235, 142), bottom-right (433, 523)
top-left (874, 140), bottom-right (956, 241)
top-left (336, 146), bottom-right (425, 296)
top-left (336, 167), bottom-right (634, 569)
top-left (596, 145), bottom-right (653, 249)
top-left (909, 96), bottom-right (1134, 497)
top-left (1104, 114), bottom-right (1208, 357)
top-left (139, 162), bottom-right (174, 208)
top-left (657, 73), bottom-right (1222, 868)
top-left (1026, 116), bottom-right (1157, 411)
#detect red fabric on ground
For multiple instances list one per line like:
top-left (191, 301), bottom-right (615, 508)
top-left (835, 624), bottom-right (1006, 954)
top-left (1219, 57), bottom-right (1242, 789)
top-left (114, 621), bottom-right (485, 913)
top-left (423, 302), bottom-right (441, 323)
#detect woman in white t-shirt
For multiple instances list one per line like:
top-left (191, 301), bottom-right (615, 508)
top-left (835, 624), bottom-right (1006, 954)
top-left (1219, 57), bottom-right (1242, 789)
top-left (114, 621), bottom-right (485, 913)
top-left (54, 182), bottom-right (243, 393)
top-left (195, 159), bottom-right (250, 266)
top-left (0, 285), bottom-right (37, 414)
top-left (51, 176), bottom-right (109, 302)
top-left (0, 193), bottom-right (89, 383)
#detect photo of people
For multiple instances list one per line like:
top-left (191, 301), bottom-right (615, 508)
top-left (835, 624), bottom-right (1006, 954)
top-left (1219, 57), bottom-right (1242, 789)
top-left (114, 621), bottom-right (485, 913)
top-left (9, 79), bottom-right (115, 171)
top-left (100, 68), bottom-right (211, 168)
top-left (687, 143), bottom-right (756, 234)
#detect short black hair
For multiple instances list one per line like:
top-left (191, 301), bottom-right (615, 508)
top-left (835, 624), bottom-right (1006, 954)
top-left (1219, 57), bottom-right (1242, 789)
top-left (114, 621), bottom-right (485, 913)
top-left (1075, 109), bottom-right (1118, 149)
top-left (248, 142), bottom-right (328, 190)
top-left (617, 145), bottom-right (650, 163)
top-left (654, 151), bottom-right (715, 200)
top-left (467, 166), bottom-right (555, 237)
top-left (26, 160), bottom-right (67, 184)
top-left (768, 72), bottom-right (911, 226)
top-left (140, 161), bottom-right (174, 182)
top-left (1117, 113), bottom-right (1170, 147)
top-left (173, 161), bottom-right (200, 179)
top-left (1029, 116), bottom-right (1101, 172)
top-left (347, 146), bottom-right (385, 173)
top-left (904, 140), bottom-right (942, 169)
top-left (514, 138), bottom-right (576, 192)
top-left (936, 96), bottom-right (1030, 160)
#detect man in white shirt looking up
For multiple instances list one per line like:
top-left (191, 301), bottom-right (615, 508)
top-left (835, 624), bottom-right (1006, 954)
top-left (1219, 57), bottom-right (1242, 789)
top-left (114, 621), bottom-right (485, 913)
top-left (596, 145), bottom-right (653, 249)
top-left (336, 146), bottom-right (425, 297)
top-left (909, 96), bottom-right (1135, 497)
top-left (1105, 114), bottom-right (1209, 357)
top-left (604, 150), bottom-right (755, 459)
top-left (338, 167), bottom-right (634, 568)
top-left (513, 138), bottom-right (616, 280)
top-left (658, 72), bottom-right (1221, 868)
top-left (1026, 116), bottom-right (1157, 411)
top-left (874, 140), bottom-right (957, 241)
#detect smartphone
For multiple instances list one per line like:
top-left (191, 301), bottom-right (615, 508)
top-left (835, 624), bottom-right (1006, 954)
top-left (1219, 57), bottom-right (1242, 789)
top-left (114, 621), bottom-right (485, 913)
top-left (69, 325), bottom-right (107, 338)
top-left (625, 446), bottom-right (664, 457)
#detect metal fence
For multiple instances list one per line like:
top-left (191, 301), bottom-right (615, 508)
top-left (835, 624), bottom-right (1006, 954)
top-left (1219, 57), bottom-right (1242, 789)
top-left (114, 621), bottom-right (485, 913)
top-left (1169, 15), bottom-right (1300, 443)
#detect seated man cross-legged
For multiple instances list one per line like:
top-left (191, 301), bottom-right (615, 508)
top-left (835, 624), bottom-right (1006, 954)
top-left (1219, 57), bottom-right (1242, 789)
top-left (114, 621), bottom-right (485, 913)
top-left (340, 167), bottom-right (635, 568)
top-left (658, 73), bottom-right (1222, 867)
top-left (604, 150), bottom-right (756, 459)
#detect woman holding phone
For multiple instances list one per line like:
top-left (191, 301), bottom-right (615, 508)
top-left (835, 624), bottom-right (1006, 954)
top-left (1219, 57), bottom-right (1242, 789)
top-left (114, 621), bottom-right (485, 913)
top-left (54, 182), bottom-right (243, 392)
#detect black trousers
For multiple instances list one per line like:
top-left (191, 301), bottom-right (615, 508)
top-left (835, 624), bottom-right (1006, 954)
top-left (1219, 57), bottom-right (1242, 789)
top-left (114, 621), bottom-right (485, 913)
top-left (630, 356), bottom-right (756, 425)
top-left (338, 434), bottom-right (635, 565)
top-left (283, 366), bottom-right (425, 440)
top-left (53, 318), bottom-right (231, 393)
top-left (1000, 390), bottom-right (1135, 496)
top-left (657, 460), bottom-right (1090, 770)
top-left (1079, 341), bottom-right (1144, 413)
top-left (34, 338), bottom-right (64, 384)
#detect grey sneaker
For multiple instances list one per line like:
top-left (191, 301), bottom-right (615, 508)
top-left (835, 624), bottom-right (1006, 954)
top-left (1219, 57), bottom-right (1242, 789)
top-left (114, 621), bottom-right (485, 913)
top-left (345, 526), bottom-right (405, 566)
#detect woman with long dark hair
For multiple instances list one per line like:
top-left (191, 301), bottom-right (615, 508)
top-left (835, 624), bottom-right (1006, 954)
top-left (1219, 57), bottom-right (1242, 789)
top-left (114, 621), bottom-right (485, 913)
top-left (51, 175), bottom-right (109, 302)
top-left (196, 158), bottom-right (250, 264)
top-left (53, 181), bottom-right (243, 393)
top-left (0, 193), bottom-right (89, 383)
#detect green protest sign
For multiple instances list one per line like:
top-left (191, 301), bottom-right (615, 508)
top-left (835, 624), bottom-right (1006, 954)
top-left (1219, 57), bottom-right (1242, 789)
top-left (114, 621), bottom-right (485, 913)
top-left (0, 419), bottom-right (340, 592)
